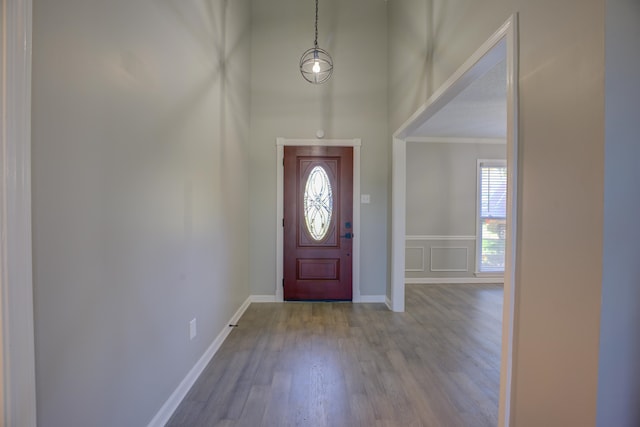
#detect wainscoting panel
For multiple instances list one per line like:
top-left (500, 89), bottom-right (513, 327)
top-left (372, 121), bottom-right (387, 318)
top-left (405, 247), bottom-right (425, 272)
top-left (405, 236), bottom-right (476, 279)
top-left (430, 247), bottom-right (468, 272)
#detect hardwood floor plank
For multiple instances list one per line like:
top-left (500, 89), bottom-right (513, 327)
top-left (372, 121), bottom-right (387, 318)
top-left (261, 372), bottom-right (291, 427)
top-left (234, 385), bottom-right (270, 427)
top-left (166, 284), bottom-right (502, 427)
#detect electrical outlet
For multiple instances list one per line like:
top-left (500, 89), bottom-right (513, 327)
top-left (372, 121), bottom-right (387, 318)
top-left (361, 194), bottom-right (371, 204)
top-left (189, 318), bottom-right (197, 340)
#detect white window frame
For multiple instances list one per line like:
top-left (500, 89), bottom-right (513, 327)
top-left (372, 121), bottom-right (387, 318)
top-left (476, 159), bottom-right (507, 276)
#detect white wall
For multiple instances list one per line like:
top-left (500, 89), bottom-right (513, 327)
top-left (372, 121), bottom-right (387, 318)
top-left (390, 0), bottom-right (605, 425)
top-left (31, 0), bottom-right (251, 425)
top-left (249, 0), bottom-right (389, 297)
top-left (597, 0), bottom-right (640, 425)
top-left (405, 142), bottom-right (505, 279)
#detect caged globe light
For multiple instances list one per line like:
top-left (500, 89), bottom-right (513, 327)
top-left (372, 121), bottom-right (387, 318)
top-left (300, 0), bottom-right (333, 84)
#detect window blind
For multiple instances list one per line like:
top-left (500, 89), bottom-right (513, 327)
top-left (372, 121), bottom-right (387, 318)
top-left (479, 163), bottom-right (507, 273)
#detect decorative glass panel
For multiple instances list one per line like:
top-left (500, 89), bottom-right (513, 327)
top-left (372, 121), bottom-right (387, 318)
top-left (303, 165), bottom-right (333, 241)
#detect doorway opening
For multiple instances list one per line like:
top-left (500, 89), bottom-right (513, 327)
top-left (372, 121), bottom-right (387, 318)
top-left (390, 15), bottom-right (519, 427)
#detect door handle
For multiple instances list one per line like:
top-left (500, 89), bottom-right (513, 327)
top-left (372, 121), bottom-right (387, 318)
top-left (340, 232), bottom-right (352, 239)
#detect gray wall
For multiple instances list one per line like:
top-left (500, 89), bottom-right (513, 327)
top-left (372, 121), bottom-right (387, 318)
top-left (388, 0), bottom-right (511, 133)
top-left (390, 0), bottom-right (605, 425)
top-left (28, 0), bottom-right (635, 425)
top-left (249, 0), bottom-right (389, 297)
top-left (405, 142), bottom-right (505, 278)
top-left (31, 0), bottom-right (251, 426)
top-left (406, 142), bottom-right (506, 235)
top-left (597, 0), bottom-right (640, 425)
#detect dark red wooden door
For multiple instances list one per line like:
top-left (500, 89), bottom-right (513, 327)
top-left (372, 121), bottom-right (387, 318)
top-left (284, 146), bottom-right (353, 301)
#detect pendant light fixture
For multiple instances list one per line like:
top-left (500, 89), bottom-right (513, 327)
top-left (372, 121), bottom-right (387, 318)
top-left (299, 0), bottom-right (333, 84)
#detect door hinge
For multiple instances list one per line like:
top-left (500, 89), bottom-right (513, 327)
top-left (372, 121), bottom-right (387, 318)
top-left (282, 278), bottom-right (285, 288)
top-left (282, 218), bottom-right (285, 227)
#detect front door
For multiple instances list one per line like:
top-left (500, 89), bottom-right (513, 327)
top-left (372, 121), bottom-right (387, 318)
top-left (283, 146), bottom-right (353, 300)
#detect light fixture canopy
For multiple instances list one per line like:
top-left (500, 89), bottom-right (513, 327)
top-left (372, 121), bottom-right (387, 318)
top-left (300, 0), bottom-right (333, 84)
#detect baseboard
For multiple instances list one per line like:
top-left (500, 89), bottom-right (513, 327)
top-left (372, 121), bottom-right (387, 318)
top-left (146, 296), bottom-right (252, 427)
top-left (250, 295), bottom-right (278, 303)
top-left (405, 277), bottom-right (504, 285)
top-left (385, 297), bottom-right (392, 310)
top-left (353, 295), bottom-right (386, 303)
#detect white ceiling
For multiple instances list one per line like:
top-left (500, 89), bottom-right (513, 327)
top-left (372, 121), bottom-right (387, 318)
top-left (412, 59), bottom-right (507, 139)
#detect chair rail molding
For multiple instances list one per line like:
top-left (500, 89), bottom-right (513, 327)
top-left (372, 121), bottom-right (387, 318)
top-left (405, 235), bottom-right (476, 241)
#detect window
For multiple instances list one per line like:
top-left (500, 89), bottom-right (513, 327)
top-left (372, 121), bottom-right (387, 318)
top-left (477, 160), bottom-right (507, 273)
top-left (303, 165), bottom-right (333, 241)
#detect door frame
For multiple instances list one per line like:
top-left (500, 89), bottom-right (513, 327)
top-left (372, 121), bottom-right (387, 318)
top-left (276, 138), bottom-right (361, 302)
top-left (390, 15), bottom-right (518, 427)
top-left (1, 0), bottom-right (38, 425)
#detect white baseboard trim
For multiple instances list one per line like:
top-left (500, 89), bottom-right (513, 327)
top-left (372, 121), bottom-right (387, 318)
top-left (405, 277), bottom-right (504, 285)
top-left (147, 296), bottom-right (252, 427)
top-left (250, 295), bottom-right (278, 303)
top-left (353, 295), bottom-right (386, 303)
top-left (385, 297), bottom-right (393, 311)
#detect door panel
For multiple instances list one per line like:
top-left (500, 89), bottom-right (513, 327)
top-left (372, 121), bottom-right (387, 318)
top-left (297, 259), bottom-right (339, 280)
top-left (284, 146), bottom-right (353, 300)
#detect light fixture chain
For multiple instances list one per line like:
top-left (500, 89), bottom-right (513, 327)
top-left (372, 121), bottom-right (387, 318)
top-left (300, 0), bottom-right (333, 84)
top-left (314, 0), bottom-right (319, 48)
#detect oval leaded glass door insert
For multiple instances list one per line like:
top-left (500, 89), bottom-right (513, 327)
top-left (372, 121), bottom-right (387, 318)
top-left (303, 165), bottom-right (333, 241)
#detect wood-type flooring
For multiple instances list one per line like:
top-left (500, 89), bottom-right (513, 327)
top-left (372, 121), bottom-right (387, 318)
top-left (167, 284), bottom-right (503, 427)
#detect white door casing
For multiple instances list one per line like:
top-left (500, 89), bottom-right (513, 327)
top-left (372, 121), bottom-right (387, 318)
top-left (1, 0), bottom-right (38, 425)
